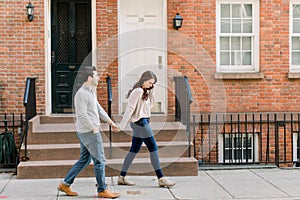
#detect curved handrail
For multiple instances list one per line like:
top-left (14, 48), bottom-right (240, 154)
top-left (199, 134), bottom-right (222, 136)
top-left (22, 77), bottom-right (37, 161)
top-left (174, 76), bottom-right (193, 157)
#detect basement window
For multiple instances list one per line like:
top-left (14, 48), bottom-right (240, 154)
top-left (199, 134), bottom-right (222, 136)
top-left (218, 133), bottom-right (259, 164)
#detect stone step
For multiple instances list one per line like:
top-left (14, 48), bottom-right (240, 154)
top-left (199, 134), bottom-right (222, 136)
top-left (21, 141), bottom-right (194, 161)
top-left (20, 115), bottom-right (198, 178)
top-left (27, 122), bottom-right (188, 144)
top-left (17, 157), bottom-right (198, 179)
top-left (38, 114), bottom-right (176, 124)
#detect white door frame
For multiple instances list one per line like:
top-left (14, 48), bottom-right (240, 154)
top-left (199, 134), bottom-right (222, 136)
top-left (117, 0), bottom-right (167, 114)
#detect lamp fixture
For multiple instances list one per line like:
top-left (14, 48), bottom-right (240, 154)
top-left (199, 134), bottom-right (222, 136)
top-left (173, 13), bottom-right (183, 30)
top-left (26, 1), bottom-right (34, 21)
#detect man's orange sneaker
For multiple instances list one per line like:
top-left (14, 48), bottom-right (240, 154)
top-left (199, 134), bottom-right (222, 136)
top-left (57, 182), bottom-right (78, 196)
top-left (98, 189), bottom-right (119, 198)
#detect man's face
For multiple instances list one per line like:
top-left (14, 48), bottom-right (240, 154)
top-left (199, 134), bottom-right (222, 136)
top-left (91, 71), bottom-right (99, 86)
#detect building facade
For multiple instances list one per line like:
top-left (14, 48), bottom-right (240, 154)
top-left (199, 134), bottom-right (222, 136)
top-left (1, 0), bottom-right (300, 167)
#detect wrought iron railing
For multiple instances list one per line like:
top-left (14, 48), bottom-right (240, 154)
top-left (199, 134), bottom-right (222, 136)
top-left (193, 112), bottom-right (300, 168)
top-left (0, 113), bottom-right (23, 169)
top-left (174, 76), bottom-right (193, 157)
top-left (22, 77), bottom-right (37, 161)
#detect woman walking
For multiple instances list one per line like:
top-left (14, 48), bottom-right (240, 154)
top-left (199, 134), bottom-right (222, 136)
top-left (118, 70), bottom-right (176, 187)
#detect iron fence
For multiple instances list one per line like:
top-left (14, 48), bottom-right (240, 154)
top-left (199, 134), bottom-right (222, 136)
top-left (0, 113), bottom-right (24, 168)
top-left (193, 113), bottom-right (300, 167)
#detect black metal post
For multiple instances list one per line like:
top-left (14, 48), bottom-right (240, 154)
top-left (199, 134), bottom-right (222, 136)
top-left (106, 76), bottom-right (112, 158)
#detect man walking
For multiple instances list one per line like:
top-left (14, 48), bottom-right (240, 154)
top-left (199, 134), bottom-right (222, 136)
top-left (57, 66), bottom-right (119, 198)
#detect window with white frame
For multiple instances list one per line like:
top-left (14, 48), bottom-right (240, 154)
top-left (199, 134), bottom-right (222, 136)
top-left (216, 1), bottom-right (259, 73)
top-left (218, 133), bottom-right (259, 163)
top-left (291, 1), bottom-right (300, 72)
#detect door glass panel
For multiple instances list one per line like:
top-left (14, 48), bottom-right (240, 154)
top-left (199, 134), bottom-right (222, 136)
top-left (57, 3), bottom-right (70, 64)
top-left (75, 3), bottom-right (89, 64)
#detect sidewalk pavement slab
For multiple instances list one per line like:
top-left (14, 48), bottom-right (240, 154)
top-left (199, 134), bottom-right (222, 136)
top-left (169, 171), bottom-right (232, 200)
top-left (251, 168), bottom-right (300, 197)
top-left (1, 169), bottom-right (300, 199)
top-left (205, 169), bottom-right (290, 199)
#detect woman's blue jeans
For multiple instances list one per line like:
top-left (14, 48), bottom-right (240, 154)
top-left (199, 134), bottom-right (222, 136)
top-left (120, 120), bottom-right (164, 178)
top-left (62, 131), bottom-right (107, 192)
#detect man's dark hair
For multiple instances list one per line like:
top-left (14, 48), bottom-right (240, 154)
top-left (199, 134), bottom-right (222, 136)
top-left (80, 66), bottom-right (96, 82)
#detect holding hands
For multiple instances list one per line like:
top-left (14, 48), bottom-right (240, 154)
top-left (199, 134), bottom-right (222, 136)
top-left (109, 121), bottom-right (120, 132)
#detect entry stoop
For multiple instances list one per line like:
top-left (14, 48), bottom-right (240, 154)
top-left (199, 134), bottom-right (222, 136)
top-left (17, 115), bottom-right (198, 179)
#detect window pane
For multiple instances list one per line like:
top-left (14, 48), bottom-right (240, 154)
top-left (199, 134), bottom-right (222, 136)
top-left (242, 52), bottom-right (251, 65)
top-left (221, 4), bottom-right (230, 18)
top-left (292, 52), bottom-right (300, 65)
top-left (224, 150), bottom-right (231, 160)
top-left (220, 37), bottom-right (230, 50)
top-left (232, 19), bottom-right (241, 33)
top-left (243, 19), bottom-right (252, 33)
top-left (234, 149), bottom-right (242, 159)
top-left (243, 149), bottom-right (252, 159)
top-left (293, 4), bottom-right (300, 18)
top-left (220, 52), bottom-right (230, 65)
top-left (293, 19), bottom-right (300, 33)
top-left (242, 37), bottom-right (251, 50)
top-left (224, 137), bottom-right (231, 147)
top-left (293, 37), bottom-right (300, 50)
top-left (234, 137), bottom-right (242, 148)
top-left (231, 37), bottom-right (240, 50)
top-left (221, 19), bottom-right (230, 33)
top-left (243, 136), bottom-right (252, 147)
top-left (232, 4), bottom-right (242, 18)
top-left (243, 4), bottom-right (252, 17)
top-left (231, 52), bottom-right (241, 65)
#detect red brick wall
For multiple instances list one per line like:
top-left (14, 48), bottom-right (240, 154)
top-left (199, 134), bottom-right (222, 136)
top-left (0, 0), bottom-right (45, 114)
top-left (166, 0), bottom-right (300, 115)
top-left (0, 0), bottom-right (299, 116)
top-left (95, 0), bottom-right (119, 113)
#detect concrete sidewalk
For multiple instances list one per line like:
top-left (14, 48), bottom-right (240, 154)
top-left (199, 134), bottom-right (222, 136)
top-left (1, 168), bottom-right (300, 199)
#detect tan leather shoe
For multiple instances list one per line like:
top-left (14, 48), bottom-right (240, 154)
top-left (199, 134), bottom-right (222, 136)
top-left (118, 176), bottom-right (135, 186)
top-left (57, 182), bottom-right (78, 196)
top-left (98, 189), bottom-right (119, 198)
top-left (158, 177), bottom-right (176, 188)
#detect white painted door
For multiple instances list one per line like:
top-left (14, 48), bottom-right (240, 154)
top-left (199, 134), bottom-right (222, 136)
top-left (119, 0), bottom-right (166, 114)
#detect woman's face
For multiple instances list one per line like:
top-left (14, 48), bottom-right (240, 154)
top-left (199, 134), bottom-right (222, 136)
top-left (142, 78), bottom-right (155, 89)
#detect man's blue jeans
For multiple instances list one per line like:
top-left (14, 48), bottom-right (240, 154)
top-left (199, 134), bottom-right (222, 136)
top-left (62, 131), bottom-right (107, 192)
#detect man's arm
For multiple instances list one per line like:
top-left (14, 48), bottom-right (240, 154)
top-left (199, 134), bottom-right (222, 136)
top-left (97, 102), bottom-right (119, 132)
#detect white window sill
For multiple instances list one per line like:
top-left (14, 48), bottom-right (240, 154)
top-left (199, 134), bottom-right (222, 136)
top-left (288, 72), bottom-right (300, 79)
top-left (214, 72), bottom-right (264, 80)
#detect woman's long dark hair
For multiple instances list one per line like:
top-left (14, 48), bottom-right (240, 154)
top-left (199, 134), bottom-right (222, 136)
top-left (126, 70), bottom-right (157, 100)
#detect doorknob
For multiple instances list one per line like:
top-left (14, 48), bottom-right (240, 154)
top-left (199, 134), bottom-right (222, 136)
top-left (51, 51), bottom-right (55, 71)
top-left (158, 56), bottom-right (162, 69)
top-left (70, 30), bottom-right (74, 39)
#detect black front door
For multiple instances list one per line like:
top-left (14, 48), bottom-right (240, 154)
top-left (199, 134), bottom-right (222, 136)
top-left (51, 0), bottom-right (91, 113)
